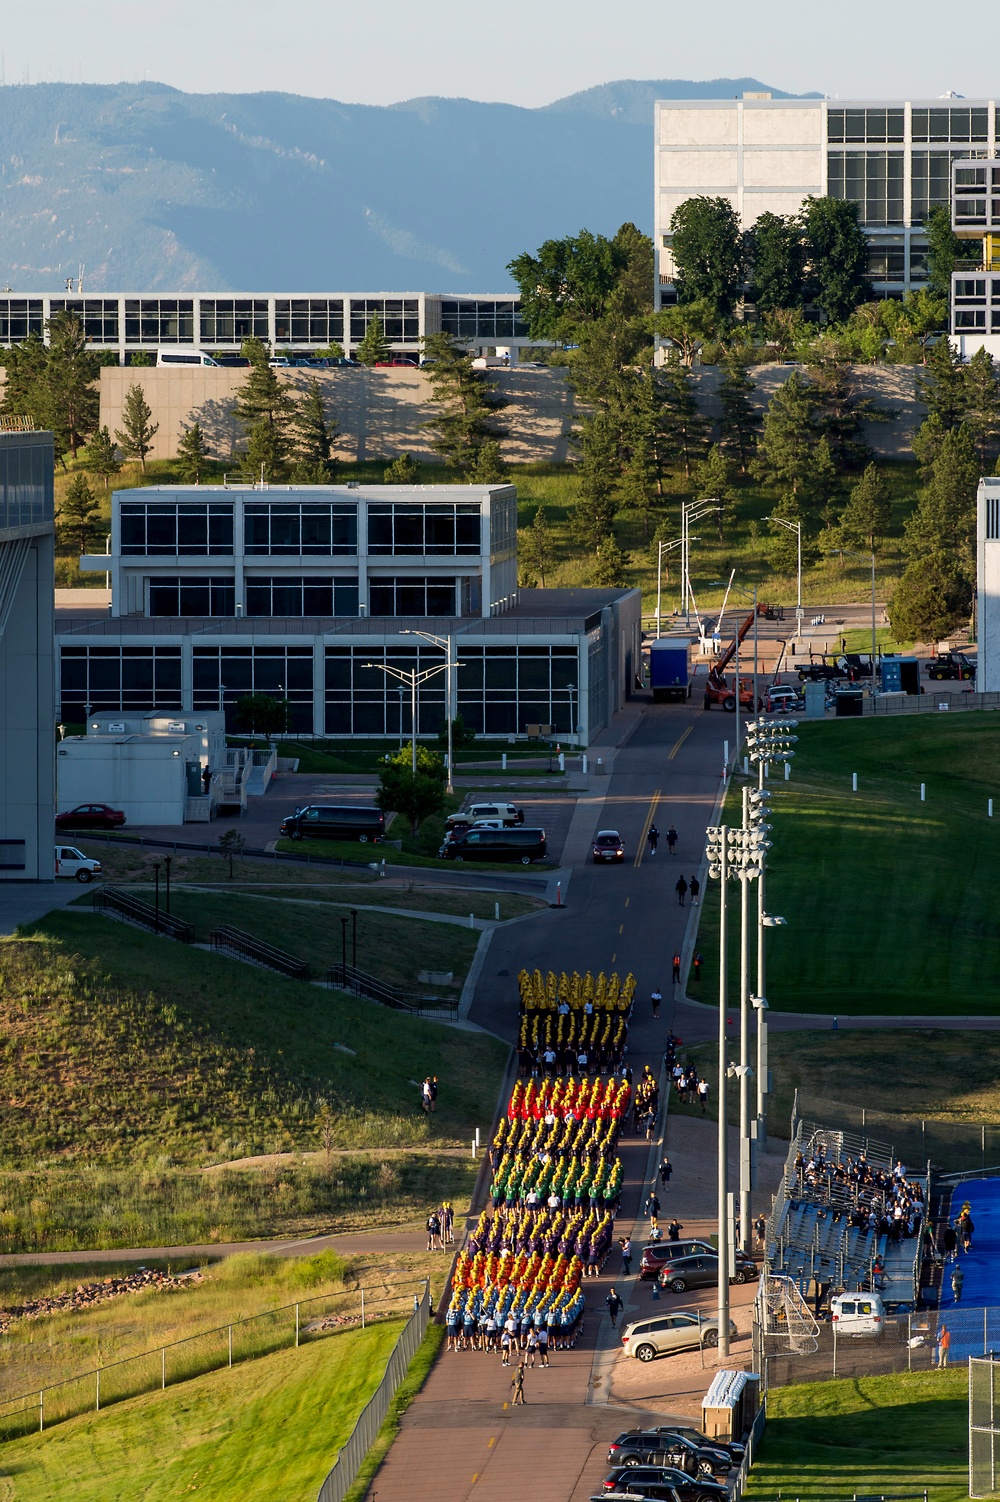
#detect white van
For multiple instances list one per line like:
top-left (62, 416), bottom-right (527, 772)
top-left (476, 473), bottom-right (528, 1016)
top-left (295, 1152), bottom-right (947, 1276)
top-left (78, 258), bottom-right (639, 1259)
top-left (156, 350), bottom-right (219, 367)
top-left (830, 1291), bottom-right (885, 1336)
top-left (54, 846), bottom-right (103, 883)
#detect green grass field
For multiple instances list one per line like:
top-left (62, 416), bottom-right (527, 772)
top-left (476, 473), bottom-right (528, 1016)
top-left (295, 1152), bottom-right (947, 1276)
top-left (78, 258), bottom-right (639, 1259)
top-left (692, 713), bottom-right (1000, 1014)
top-left (745, 1370), bottom-right (969, 1501)
top-left (112, 887), bottom-right (481, 993)
top-left (0, 1317), bottom-right (405, 1501)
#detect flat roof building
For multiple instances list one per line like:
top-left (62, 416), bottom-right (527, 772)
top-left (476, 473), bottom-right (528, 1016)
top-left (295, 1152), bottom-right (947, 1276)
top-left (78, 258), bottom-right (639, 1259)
top-left (656, 95), bottom-right (1000, 300)
top-left (59, 483), bottom-right (640, 747)
top-left (0, 291), bottom-right (531, 362)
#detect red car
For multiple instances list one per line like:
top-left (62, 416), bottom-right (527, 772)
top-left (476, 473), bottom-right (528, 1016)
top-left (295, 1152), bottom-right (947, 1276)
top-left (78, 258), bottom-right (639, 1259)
top-left (55, 803), bottom-right (126, 831)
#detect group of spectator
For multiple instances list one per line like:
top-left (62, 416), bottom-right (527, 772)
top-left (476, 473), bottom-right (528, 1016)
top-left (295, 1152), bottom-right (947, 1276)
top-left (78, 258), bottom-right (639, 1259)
top-left (425, 1202), bottom-right (455, 1250)
top-left (794, 1147), bottom-right (926, 1243)
top-left (670, 1060), bottom-right (710, 1112)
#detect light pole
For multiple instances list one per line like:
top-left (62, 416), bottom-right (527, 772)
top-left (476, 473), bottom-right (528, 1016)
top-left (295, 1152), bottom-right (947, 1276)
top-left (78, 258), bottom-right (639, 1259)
top-left (768, 516), bottom-right (803, 644)
top-left (705, 822), bottom-right (737, 1358)
top-left (714, 580), bottom-right (759, 760)
top-left (362, 655), bottom-right (451, 776)
top-left (682, 500), bottom-right (719, 625)
top-left (401, 630), bottom-right (464, 794)
top-left (655, 537), bottom-right (683, 638)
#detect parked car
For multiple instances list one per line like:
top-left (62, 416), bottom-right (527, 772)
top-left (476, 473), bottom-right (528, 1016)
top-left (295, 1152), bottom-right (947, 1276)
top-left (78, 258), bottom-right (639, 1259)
top-left (607, 1428), bottom-right (744, 1466)
top-left (638, 1240), bottom-right (714, 1280)
top-left (279, 805), bottom-right (384, 842)
top-left (600, 1473), bottom-right (728, 1502)
top-left (926, 651), bottom-right (975, 680)
top-left (55, 803), bottom-right (126, 831)
top-left (605, 1427), bottom-right (734, 1475)
top-left (54, 845), bottom-right (102, 882)
top-left (446, 802), bottom-right (523, 828)
top-left (657, 1250), bottom-right (759, 1292)
top-left (592, 829), bottom-right (625, 863)
top-left (619, 1310), bottom-right (737, 1362)
top-left (438, 827), bottom-right (547, 864)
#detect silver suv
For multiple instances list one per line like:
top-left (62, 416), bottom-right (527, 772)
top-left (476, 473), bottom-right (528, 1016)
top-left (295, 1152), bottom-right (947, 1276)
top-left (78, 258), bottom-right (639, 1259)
top-left (620, 1309), bottom-right (738, 1362)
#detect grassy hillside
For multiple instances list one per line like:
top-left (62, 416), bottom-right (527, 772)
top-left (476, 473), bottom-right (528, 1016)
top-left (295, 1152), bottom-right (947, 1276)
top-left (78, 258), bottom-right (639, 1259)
top-left (745, 1370), bottom-right (968, 1501)
top-left (692, 712), bottom-right (1000, 1014)
top-left (0, 1317), bottom-right (406, 1501)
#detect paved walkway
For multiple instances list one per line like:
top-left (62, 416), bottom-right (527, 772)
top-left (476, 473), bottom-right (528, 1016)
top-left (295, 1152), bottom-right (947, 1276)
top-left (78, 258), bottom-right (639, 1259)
top-left (0, 1227), bottom-right (427, 1270)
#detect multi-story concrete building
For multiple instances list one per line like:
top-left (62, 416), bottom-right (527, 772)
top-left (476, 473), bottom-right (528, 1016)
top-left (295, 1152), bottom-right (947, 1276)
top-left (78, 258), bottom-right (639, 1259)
top-left (0, 427), bottom-right (55, 881)
top-left (977, 477), bottom-right (1000, 693)
top-left (59, 483), bottom-right (640, 745)
top-left (949, 156), bottom-right (1000, 357)
top-left (0, 291), bottom-right (530, 363)
top-left (656, 94), bottom-right (999, 301)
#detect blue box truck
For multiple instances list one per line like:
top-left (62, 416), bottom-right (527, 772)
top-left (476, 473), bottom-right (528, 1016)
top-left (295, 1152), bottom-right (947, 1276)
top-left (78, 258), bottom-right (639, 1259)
top-left (649, 640), bottom-right (691, 702)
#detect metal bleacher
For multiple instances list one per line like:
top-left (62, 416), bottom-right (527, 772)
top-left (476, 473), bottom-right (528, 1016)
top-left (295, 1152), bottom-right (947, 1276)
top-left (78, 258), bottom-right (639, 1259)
top-left (765, 1120), bottom-right (907, 1303)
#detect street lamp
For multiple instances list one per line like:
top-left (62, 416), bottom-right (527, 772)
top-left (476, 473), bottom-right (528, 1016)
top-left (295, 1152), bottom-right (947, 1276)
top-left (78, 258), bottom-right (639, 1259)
top-left (705, 822), bottom-right (731, 1357)
top-left (712, 579), bottom-right (760, 761)
top-left (767, 516), bottom-right (803, 644)
top-left (655, 537), bottom-right (683, 639)
top-left (682, 500), bottom-right (719, 626)
top-left (828, 548), bottom-right (878, 680)
top-left (362, 655), bottom-right (452, 776)
top-left (401, 630), bottom-right (464, 794)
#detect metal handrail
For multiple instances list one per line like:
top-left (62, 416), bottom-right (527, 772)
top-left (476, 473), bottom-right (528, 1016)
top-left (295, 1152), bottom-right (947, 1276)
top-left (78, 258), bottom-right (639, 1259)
top-left (91, 886), bottom-right (194, 941)
top-left (210, 925), bottom-right (310, 980)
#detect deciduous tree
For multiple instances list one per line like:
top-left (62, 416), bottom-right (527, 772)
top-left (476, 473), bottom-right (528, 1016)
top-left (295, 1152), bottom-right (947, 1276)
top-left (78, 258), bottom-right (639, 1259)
top-left (889, 552), bottom-right (971, 642)
top-left (375, 746), bottom-right (447, 835)
top-left (800, 196), bottom-right (870, 322)
top-left (747, 211), bottom-right (808, 311)
top-left (668, 197), bottom-right (745, 317)
top-left (924, 206), bottom-right (965, 299)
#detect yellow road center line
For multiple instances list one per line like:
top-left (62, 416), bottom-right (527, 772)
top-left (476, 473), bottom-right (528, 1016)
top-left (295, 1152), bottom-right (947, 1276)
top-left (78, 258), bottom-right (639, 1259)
top-left (625, 897), bottom-right (630, 907)
top-left (488, 1437), bottom-right (496, 1447)
top-left (472, 1472), bottom-right (481, 1483)
top-left (668, 726), bottom-right (694, 761)
top-left (612, 952), bottom-right (617, 963)
top-left (618, 923), bottom-right (624, 934)
top-left (633, 789), bottom-right (662, 867)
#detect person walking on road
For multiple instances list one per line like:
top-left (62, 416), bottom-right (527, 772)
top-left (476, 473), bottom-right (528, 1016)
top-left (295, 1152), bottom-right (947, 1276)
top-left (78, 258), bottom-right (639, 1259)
top-left (651, 987), bottom-right (662, 1019)
top-left (944, 1225), bottom-right (958, 1261)
top-left (666, 825), bottom-right (678, 855)
top-left (692, 951), bottom-right (702, 983)
top-left (676, 875), bottom-right (688, 907)
top-left (645, 1189), bottom-right (660, 1221)
top-left (620, 1236), bottom-right (632, 1277)
top-left (937, 1324), bottom-right (951, 1367)
top-left (671, 950), bottom-right (682, 983)
top-left (689, 875), bottom-right (700, 906)
top-left (951, 1266), bottom-right (965, 1304)
top-left (648, 824), bottom-right (660, 856)
top-left (698, 1078), bottom-right (710, 1114)
top-left (667, 1218), bottom-right (682, 1242)
top-left (426, 1211), bottom-right (442, 1251)
top-left (659, 1156), bottom-right (672, 1189)
top-left (511, 1361), bottom-right (526, 1403)
top-left (606, 1289), bottom-right (622, 1328)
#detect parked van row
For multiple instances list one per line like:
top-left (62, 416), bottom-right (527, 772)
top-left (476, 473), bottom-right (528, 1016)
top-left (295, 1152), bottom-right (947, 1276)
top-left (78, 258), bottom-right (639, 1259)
top-left (278, 799), bottom-right (549, 865)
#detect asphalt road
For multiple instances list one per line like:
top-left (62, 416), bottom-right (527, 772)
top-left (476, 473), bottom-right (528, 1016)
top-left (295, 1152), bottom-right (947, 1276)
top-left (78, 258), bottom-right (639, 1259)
top-left (470, 699), bottom-right (727, 1053)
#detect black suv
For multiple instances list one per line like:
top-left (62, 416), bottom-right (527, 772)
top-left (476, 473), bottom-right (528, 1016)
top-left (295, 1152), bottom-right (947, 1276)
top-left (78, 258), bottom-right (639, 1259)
top-left (602, 1468), bottom-right (729, 1501)
top-left (606, 1430), bottom-right (735, 1475)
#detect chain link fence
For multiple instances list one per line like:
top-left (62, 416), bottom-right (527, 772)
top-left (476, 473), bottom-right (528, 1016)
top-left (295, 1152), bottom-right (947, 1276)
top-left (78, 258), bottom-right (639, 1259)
top-left (970, 1357), bottom-right (1000, 1497)
top-left (0, 1278), bottom-right (423, 1443)
top-left (316, 1285), bottom-right (430, 1502)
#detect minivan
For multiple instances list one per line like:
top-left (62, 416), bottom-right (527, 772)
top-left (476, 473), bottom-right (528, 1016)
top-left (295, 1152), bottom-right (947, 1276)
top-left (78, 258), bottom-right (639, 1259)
top-left (830, 1291), bottom-right (885, 1336)
top-left (446, 802), bottom-right (523, 829)
top-left (155, 349), bottom-right (220, 367)
top-left (280, 805), bottom-right (385, 842)
top-left (438, 827), bottom-right (546, 864)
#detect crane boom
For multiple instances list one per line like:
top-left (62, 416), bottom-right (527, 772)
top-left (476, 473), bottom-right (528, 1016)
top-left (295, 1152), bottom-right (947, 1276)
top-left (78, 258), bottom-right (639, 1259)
top-left (709, 604), bottom-right (767, 683)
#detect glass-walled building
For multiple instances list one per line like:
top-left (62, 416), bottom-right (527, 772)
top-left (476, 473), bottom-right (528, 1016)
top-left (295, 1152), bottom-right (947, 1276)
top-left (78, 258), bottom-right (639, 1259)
top-left (655, 95), bottom-right (999, 302)
top-left (0, 291), bottom-right (531, 362)
top-left (58, 482), bottom-right (640, 744)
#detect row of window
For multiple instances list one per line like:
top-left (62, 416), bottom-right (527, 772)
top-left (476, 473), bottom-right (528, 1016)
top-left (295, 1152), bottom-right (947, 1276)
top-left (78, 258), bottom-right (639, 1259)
top-left (827, 106), bottom-right (990, 145)
top-left (117, 502), bottom-right (484, 558)
top-left (0, 442), bottom-right (54, 533)
top-left (143, 574), bottom-right (460, 618)
top-left (0, 296), bottom-right (525, 347)
top-left (826, 149), bottom-right (966, 227)
top-left (58, 644), bottom-right (582, 737)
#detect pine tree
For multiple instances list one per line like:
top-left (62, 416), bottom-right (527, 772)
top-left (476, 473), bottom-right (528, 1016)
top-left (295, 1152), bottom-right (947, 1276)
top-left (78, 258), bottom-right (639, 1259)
top-left (889, 552), bottom-right (971, 642)
top-left (839, 462), bottom-right (891, 554)
top-left (420, 332), bottom-right (508, 470)
top-left (59, 474), bottom-right (101, 555)
top-left (962, 347), bottom-right (1000, 468)
top-left (519, 505), bottom-right (555, 586)
top-left (916, 338), bottom-right (968, 430)
top-left (39, 311), bottom-right (101, 461)
top-left (571, 413), bottom-right (619, 551)
top-left (176, 422), bottom-right (209, 483)
top-left (383, 452), bottom-right (421, 483)
top-left (750, 372), bottom-right (829, 515)
top-left (240, 419), bottom-right (288, 484)
top-left (693, 445), bottom-right (736, 540)
top-left (617, 431), bottom-right (660, 540)
top-left (903, 425), bottom-right (978, 574)
top-left (86, 426), bottom-right (121, 489)
top-left (591, 535), bottom-right (630, 587)
top-left (716, 360), bottom-right (760, 474)
top-left (468, 438), bottom-right (509, 483)
top-left (355, 314), bottom-right (391, 367)
top-left (0, 333), bottom-right (48, 423)
top-left (114, 383), bottom-right (159, 473)
top-left (656, 358), bottom-right (710, 479)
top-left (234, 356), bottom-right (296, 480)
top-left (292, 377), bottom-right (338, 479)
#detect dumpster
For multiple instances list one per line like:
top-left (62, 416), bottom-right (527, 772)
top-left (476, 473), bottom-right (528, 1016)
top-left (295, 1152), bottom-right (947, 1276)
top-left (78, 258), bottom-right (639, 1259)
top-left (835, 689), bottom-right (863, 717)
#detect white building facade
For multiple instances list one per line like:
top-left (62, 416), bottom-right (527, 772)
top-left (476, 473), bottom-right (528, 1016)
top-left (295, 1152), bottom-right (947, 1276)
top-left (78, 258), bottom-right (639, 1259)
top-left (656, 96), bottom-right (999, 301)
top-left (0, 291), bottom-right (530, 362)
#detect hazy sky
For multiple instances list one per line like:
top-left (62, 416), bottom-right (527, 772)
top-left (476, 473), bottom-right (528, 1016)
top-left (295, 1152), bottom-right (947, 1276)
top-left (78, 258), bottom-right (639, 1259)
top-left (4, 0), bottom-right (996, 104)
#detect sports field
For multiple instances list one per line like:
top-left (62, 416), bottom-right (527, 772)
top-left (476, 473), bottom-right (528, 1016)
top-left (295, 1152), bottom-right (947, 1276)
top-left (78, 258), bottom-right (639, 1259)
top-left (695, 712), bottom-right (1000, 1014)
